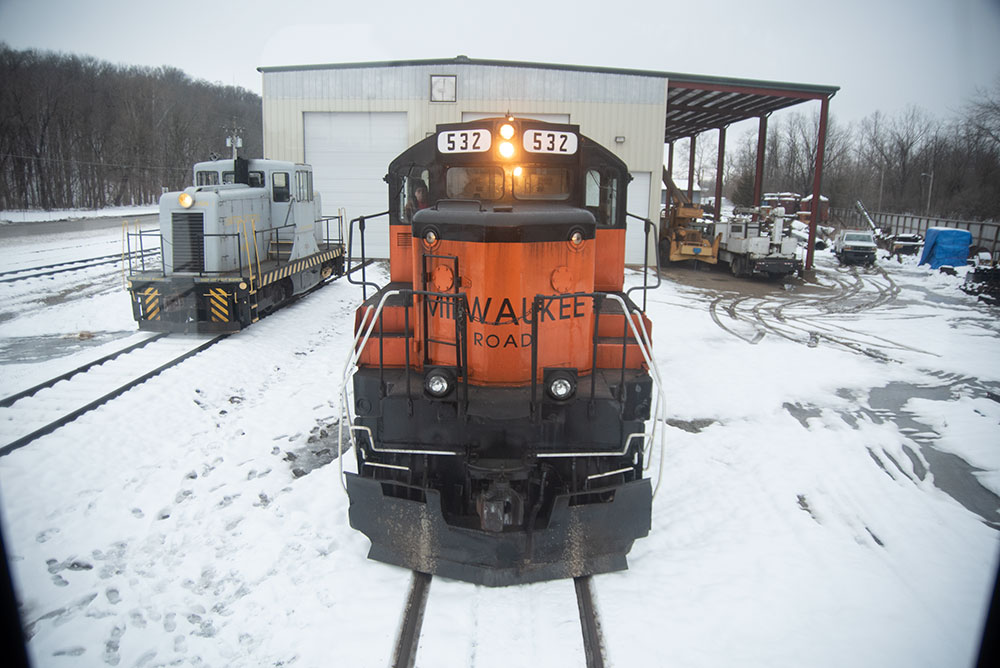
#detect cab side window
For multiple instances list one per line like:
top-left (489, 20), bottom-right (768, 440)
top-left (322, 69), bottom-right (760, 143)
top-left (400, 169), bottom-right (431, 223)
top-left (196, 171), bottom-right (219, 186)
top-left (272, 172), bottom-right (290, 202)
top-left (295, 170), bottom-right (313, 201)
top-left (585, 169), bottom-right (619, 227)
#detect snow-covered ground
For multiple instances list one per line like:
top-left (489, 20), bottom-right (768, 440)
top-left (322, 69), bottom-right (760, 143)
top-left (0, 216), bottom-right (998, 667)
top-left (0, 207), bottom-right (158, 226)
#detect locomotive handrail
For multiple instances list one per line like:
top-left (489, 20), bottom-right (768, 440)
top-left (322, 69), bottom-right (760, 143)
top-left (624, 213), bottom-right (662, 313)
top-left (528, 291), bottom-right (668, 498)
top-left (317, 212), bottom-right (346, 247)
top-left (336, 287), bottom-right (471, 490)
top-left (346, 211), bottom-right (389, 300)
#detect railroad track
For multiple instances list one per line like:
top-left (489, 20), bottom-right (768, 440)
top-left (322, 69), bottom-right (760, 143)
top-left (0, 332), bottom-right (224, 456)
top-left (390, 572), bottom-right (606, 668)
top-left (0, 249), bottom-right (159, 283)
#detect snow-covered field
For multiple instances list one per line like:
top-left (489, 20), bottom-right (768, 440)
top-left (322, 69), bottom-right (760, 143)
top-left (0, 213), bottom-right (998, 667)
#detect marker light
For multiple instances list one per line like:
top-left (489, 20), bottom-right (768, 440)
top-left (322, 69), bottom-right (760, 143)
top-left (178, 192), bottom-right (194, 208)
top-left (499, 141), bottom-right (515, 159)
top-left (499, 123), bottom-right (515, 140)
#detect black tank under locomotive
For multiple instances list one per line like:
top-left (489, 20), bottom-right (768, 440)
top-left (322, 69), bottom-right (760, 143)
top-left (342, 118), bottom-right (664, 586)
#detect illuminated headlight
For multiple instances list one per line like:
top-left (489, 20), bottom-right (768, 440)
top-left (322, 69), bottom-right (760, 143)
top-left (425, 370), bottom-right (453, 398)
top-left (499, 141), bottom-right (515, 159)
top-left (548, 376), bottom-right (575, 401)
top-left (178, 192), bottom-right (194, 208)
top-left (499, 123), bottom-right (515, 140)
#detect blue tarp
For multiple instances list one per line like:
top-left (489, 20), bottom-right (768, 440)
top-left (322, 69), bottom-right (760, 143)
top-left (918, 227), bottom-right (972, 269)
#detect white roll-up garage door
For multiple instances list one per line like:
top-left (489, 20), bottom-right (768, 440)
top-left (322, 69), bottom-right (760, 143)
top-left (304, 112), bottom-right (408, 259)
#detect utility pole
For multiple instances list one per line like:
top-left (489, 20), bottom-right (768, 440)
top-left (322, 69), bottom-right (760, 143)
top-left (225, 122), bottom-right (244, 160)
top-left (921, 171), bottom-right (933, 216)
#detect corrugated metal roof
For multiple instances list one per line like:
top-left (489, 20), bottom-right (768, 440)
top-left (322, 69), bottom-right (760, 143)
top-left (257, 56), bottom-right (839, 144)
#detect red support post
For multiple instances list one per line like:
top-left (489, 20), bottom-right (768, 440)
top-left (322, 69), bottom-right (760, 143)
top-left (715, 126), bottom-right (727, 217)
top-left (805, 95), bottom-right (831, 271)
top-left (753, 115), bottom-right (767, 211)
top-left (687, 135), bottom-right (696, 202)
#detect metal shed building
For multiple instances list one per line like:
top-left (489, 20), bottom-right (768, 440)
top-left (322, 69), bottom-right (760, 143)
top-left (257, 56), bottom-right (837, 265)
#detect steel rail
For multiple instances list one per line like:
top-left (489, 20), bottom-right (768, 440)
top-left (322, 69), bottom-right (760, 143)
top-left (574, 575), bottom-right (607, 668)
top-left (0, 249), bottom-right (159, 283)
top-left (0, 334), bottom-right (226, 457)
top-left (391, 571), bottom-right (432, 668)
top-left (0, 333), bottom-right (168, 408)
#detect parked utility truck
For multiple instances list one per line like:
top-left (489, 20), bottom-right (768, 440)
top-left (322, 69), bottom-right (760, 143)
top-left (716, 206), bottom-right (801, 278)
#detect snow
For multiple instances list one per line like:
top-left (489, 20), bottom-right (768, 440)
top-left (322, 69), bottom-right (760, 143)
top-left (1, 219), bottom-right (998, 667)
top-left (0, 206), bottom-right (158, 225)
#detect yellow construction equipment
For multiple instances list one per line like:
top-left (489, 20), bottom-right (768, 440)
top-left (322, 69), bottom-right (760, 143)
top-left (659, 167), bottom-right (720, 265)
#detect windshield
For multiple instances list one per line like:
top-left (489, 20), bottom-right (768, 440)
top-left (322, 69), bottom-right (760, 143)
top-left (845, 233), bottom-right (873, 242)
top-left (513, 167), bottom-right (571, 201)
top-left (446, 167), bottom-right (504, 200)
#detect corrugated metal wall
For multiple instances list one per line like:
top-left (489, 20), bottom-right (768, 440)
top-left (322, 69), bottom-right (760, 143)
top-left (261, 62), bottom-right (669, 260)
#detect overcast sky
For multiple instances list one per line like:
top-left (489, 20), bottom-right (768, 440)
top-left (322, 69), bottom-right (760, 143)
top-left (2, 0), bottom-right (999, 128)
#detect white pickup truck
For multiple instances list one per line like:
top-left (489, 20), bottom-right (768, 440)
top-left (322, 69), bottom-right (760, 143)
top-left (833, 230), bottom-right (878, 266)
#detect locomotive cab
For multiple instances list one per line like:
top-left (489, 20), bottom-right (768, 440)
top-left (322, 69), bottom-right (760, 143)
top-left (344, 118), bottom-right (663, 586)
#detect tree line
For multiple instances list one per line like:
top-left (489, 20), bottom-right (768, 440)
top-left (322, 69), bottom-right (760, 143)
top-left (686, 82), bottom-right (1000, 223)
top-left (0, 43), bottom-right (262, 211)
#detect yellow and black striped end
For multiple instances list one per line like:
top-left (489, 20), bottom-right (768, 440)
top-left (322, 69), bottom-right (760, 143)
top-left (207, 288), bottom-right (231, 323)
top-left (141, 287), bottom-right (160, 320)
top-left (259, 248), bottom-right (342, 288)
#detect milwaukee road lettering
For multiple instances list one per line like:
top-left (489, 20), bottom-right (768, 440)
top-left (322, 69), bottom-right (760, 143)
top-left (428, 295), bottom-right (590, 350)
top-left (426, 295), bottom-right (589, 325)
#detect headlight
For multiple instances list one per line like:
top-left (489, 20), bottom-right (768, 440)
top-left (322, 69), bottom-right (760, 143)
top-left (178, 192), bottom-right (194, 208)
top-left (548, 376), bottom-right (575, 401)
top-left (499, 123), bottom-right (515, 140)
top-left (424, 370), bottom-right (453, 398)
top-left (498, 141), bottom-right (515, 159)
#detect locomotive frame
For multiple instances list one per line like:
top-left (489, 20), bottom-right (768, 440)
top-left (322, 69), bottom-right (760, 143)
top-left (125, 157), bottom-right (345, 333)
top-left (339, 118), bottom-right (666, 586)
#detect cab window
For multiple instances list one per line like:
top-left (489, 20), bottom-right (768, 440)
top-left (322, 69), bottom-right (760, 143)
top-left (445, 167), bottom-right (503, 201)
top-left (400, 169), bottom-right (432, 222)
top-left (295, 170), bottom-right (313, 201)
top-left (248, 171), bottom-right (265, 188)
top-left (196, 171), bottom-right (219, 186)
top-left (585, 169), bottom-right (619, 226)
top-left (513, 167), bottom-right (570, 201)
top-left (272, 172), bottom-right (290, 202)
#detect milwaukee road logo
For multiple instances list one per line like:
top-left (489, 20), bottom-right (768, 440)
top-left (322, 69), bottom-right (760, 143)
top-left (428, 295), bottom-right (590, 350)
top-left (428, 295), bottom-right (589, 325)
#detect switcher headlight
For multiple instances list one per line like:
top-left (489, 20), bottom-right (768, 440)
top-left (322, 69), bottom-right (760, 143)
top-left (178, 192), bottom-right (194, 208)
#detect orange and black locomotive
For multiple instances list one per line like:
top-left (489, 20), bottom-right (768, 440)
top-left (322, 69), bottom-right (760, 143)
top-left (343, 117), bottom-right (662, 586)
